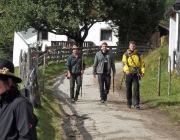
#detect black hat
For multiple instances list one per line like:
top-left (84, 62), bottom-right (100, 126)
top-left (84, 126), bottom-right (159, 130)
top-left (0, 58), bottom-right (22, 83)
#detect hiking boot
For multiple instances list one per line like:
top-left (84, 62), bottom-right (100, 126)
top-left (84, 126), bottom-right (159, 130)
top-left (104, 94), bottom-right (107, 101)
top-left (74, 94), bottom-right (78, 101)
top-left (100, 99), bottom-right (105, 103)
top-left (134, 105), bottom-right (140, 109)
top-left (127, 104), bottom-right (131, 108)
top-left (71, 98), bottom-right (75, 103)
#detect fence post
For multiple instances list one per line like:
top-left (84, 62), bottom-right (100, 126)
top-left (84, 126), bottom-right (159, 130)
top-left (157, 57), bottom-right (161, 96)
top-left (43, 54), bottom-right (46, 94)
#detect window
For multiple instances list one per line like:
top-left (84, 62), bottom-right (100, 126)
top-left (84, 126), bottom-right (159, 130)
top-left (37, 31), bottom-right (48, 40)
top-left (101, 30), bottom-right (112, 41)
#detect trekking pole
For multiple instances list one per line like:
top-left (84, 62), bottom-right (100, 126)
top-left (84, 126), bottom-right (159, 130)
top-left (81, 53), bottom-right (83, 97)
top-left (113, 74), bottom-right (114, 92)
top-left (120, 72), bottom-right (125, 90)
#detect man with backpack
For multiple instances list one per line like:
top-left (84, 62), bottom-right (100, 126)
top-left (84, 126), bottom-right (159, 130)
top-left (122, 41), bottom-right (145, 109)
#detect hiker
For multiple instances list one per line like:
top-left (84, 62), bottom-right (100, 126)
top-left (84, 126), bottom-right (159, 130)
top-left (0, 58), bottom-right (38, 140)
top-left (122, 41), bottom-right (145, 109)
top-left (93, 42), bottom-right (116, 103)
top-left (66, 45), bottom-right (85, 103)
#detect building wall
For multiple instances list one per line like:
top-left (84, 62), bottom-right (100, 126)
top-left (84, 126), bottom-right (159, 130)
top-left (168, 16), bottom-right (177, 72)
top-left (13, 28), bottom-right (37, 66)
top-left (85, 22), bottom-right (118, 46)
top-left (13, 22), bottom-right (118, 66)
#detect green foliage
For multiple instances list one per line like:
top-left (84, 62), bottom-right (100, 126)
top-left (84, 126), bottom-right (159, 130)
top-left (1, 0), bottom-right (168, 47)
top-left (160, 0), bottom-right (176, 26)
top-left (0, 0), bottom-right (116, 47)
top-left (0, 15), bottom-right (14, 48)
top-left (0, 47), bottom-right (13, 60)
top-left (109, 0), bottom-right (165, 45)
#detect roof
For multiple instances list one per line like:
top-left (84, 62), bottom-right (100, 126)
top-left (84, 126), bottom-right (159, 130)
top-left (164, 6), bottom-right (174, 17)
top-left (158, 23), bottom-right (169, 30)
top-left (164, 2), bottom-right (180, 17)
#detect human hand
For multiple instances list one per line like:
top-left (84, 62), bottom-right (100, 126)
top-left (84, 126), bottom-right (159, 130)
top-left (140, 73), bottom-right (144, 78)
top-left (67, 72), bottom-right (71, 79)
top-left (113, 72), bottom-right (116, 77)
top-left (81, 70), bottom-right (84, 74)
top-left (126, 71), bottom-right (130, 75)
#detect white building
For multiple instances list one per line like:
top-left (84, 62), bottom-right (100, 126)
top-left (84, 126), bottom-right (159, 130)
top-left (13, 22), bottom-right (118, 66)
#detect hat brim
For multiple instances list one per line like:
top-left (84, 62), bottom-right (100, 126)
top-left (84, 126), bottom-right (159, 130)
top-left (0, 73), bottom-right (22, 83)
top-left (72, 48), bottom-right (79, 50)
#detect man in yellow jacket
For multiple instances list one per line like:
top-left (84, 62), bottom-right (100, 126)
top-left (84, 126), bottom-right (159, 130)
top-left (122, 41), bottom-right (145, 109)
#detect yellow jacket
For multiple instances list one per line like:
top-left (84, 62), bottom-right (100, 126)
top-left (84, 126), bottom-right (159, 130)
top-left (122, 49), bottom-right (145, 74)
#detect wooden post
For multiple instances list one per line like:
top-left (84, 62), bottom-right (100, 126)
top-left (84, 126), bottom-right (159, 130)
top-left (168, 56), bottom-right (171, 95)
top-left (81, 54), bottom-right (83, 97)
top-left (157, 57), bottom-right (161, 96)
top-left (113, 74), bottom-right (114, 92)
top-left (43, 54), bottom-right (46, 94)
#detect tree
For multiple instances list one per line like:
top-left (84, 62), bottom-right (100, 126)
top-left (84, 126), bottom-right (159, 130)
top-left (0, 11), bottom-right (14, 48)
top-left (0, 0), bottom-right (118, 48)
top-left (161, 0), bottom-right (176, 25)
top-left (0, 0), bottom-right (167, 47)
top-left (107, 0), bottom-right (166, 45)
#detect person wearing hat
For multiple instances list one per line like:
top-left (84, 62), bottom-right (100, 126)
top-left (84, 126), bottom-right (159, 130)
top-left (66, 45), bottom-right (86, 103)
top-left (93, 42), bottom-right (116, 103)
top-left (0, 58), bottom-right (38, 140)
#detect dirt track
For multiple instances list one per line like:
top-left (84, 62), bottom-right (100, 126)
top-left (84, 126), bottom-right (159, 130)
top-left (51, 62), bottom-right (180, 140)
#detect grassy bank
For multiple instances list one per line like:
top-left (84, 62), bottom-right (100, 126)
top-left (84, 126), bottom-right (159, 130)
top-left (140, 43), bottom-right (180, 124)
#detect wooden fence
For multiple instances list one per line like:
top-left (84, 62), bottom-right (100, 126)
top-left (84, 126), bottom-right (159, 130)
top-left (19, 48), bottom-right (41, 107)
top-left (39, 45), bottom-right (153, 65)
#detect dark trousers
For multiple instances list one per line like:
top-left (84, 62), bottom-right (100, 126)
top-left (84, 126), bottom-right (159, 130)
top-left (69, 74), bottom-right (82, 99)
top-left (98, 73), bottom-right (111, 100)
top-left (125, 74), bottom-right (140, 106)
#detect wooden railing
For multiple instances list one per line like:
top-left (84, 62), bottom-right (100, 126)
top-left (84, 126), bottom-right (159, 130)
top-left (18, 44), bottom-right (154, 107)
top-left (51, 41), bottom-right (94, 48)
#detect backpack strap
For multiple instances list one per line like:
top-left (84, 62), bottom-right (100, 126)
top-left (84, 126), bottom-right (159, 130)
top-left (125, 51), bottom-right (141, 62)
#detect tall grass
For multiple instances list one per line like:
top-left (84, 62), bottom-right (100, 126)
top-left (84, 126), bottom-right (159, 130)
top-left (140, 39), bottom-right (180, 124)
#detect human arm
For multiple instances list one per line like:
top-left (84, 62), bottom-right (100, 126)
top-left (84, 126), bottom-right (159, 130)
top-left (15, 101), bottom-right (38, 140)
top-left (66, 56), bottom-right (72, 78)
top-left (122, 54), bottom-right (130, 75)
top-left (92, 53), bottom-right (98, 77)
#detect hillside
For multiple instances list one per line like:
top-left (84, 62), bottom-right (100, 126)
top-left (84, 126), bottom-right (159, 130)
top-left (139, 38), bottom-right (180, 124)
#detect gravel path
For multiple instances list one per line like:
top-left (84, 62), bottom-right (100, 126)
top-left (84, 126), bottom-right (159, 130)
top-left (52, 62), bottom-right (180, 140)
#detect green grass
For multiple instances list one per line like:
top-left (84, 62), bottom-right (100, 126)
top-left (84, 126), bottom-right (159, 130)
top-left (140, 44), bottom-right (180, 124)
top-left (36, 61), bottom-right (67, 140)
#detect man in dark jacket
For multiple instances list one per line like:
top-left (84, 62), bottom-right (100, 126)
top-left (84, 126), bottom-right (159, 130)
top-left (66, 45), bottom-right (86, 103)
top-left (0, 58), bottom-right (38, 140)
top-left (93, 42), bottom-right (116, 103)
